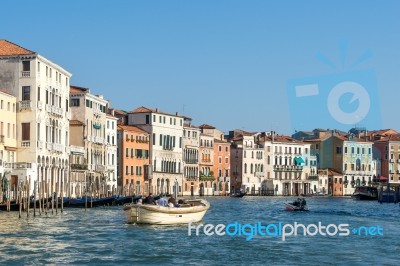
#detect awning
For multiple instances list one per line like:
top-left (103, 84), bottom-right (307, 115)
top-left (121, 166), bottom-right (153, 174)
top-left (294, 157), bottom-right (305, 164)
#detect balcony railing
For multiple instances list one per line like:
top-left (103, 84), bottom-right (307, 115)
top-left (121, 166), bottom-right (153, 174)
top-left (45, 104), bottom-right (64, 117)
top-left (93, 108), bottom-right (102, 117)
top-left (70, 145), bottom-right (84, 154)
top-left (273, 165), bottom-right (303, 172)
top-left (184, 160), bottom-right (198, 164)
top-left (307, 175), bottom-right (319, 180)
top-left (254, 172), bottom-right (265, 177)
top-left (53, 143), bottom-right (64, 153)
top-left (21, 71), bottom-right (30, 78)
top-left (95, 164), bottom-right (106, 172)
top-left (186, 176), bottom-right (199, 181)
top-left (19, 100), bottom-right (32, 111)
top-left (71, 164), bottom-right (88, 170)
top-left (4, 162), bottom-right (32, 169)
top-left (37, 141), bottom-right (43, 149)
top-left (21, 141), bottom-right (30, 147)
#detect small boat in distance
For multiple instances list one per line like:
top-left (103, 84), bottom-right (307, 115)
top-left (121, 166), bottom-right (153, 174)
top-left (285, 198), bottom-right (309, 211)
top-left (230, 189), bottom-right (246, 198)
top-left (124, 199), bottom-right (210, 225)
top-left (352, 186), bottom-right (378, 200)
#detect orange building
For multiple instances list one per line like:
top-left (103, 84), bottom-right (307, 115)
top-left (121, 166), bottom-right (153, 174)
top-left (213, 139), bottom-right (230, 196)
top-left (117, 125), bottom-right (150, 196)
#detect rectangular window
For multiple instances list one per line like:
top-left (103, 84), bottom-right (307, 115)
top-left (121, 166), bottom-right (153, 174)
top-left (22, 86), bottom-right (30, 101)
top-left (153, 133), bottom-right (155, 145)
top-left (146, 115), bottom-right (150, 124)
top-left (21, 123), bottom-right (30, 141)
top-left (22, 61), bottom-right (30, 71)
top-left (160, 134), bottom-right (163, 146)
top-left (71, 98), bottom-right (80, 106)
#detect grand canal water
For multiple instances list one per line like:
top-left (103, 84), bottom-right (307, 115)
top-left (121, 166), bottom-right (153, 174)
top-left (0, 197), bottom-right (399, 265)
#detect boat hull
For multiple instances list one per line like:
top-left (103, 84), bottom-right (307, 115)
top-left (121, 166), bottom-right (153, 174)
top-left (284, 203), bottom-right (309, 211)
top-left (124, 199), bottom-right (210, 225)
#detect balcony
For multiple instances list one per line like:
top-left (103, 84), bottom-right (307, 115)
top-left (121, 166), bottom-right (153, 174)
top-left (71, 164), bottom-right (88, 171)
top-left (37, 141), bottom-right (43, 149)
top-left (93, 108), bottom-right (102, 117)
top-left (45, 104), bottom-right (64, 117)
top-left (107, 165), bottom-right (115, 171)
top-left (53, 143), bottom-right (64, 153)
top-left (37, 101), bottom-right (43, 110)
top-left (184, 160), bottom-right (198, 164)
top-left (95, 164), bottom-right (106, 172)
top-left (162, 146), bottom-right (174, 151)
top-left (93, 136), bottom-right (104, 144)
top-left (307, 175), bottom-right (319, 180)
top-left (4, 162), bottom-right (32, 169)
top-left (21, 71), bottom-right (30, 78)
top-left (273, 165), bottom-right (303, 172)
top-left (199, 171), bottom-right (214, 181)
top-left (254, 172), bottom-right (265, 177)
top-left (19, 100), bottom-right (32, 111)
top-left (21, 141), bottom-right (30, 147)
top-left (70, 145), bottom-right (84, 154)
top-left (186, 176), bottom-right (199, 181)
top-left (46, 142), bottom-right (53, 150)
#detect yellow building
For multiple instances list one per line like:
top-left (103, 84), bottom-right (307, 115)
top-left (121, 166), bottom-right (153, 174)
top-left (0, 89), bottom-right (17, 183)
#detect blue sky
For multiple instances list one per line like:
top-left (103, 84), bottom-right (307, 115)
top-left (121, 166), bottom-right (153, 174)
top-left (2, 1), bottom-right (399, 134)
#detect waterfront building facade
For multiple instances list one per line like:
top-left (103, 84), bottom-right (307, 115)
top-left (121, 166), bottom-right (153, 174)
top-left (117, 125), bottom-right (150, 195)
top-left (127, 107), bottom-right (184, 196)
top-left (182, 123), bottom-right (200, 196)
top-left (322, 135), bottom-right (374, 196)
top-left (69, 86), bottom-right (109, 195)
top-left (69, 120), bottom-right (86, 197)
top-left (213, 139), bottom-right (230, 196)
top-left (0, 90), bottom-right (17, 183)
top-left (199, 133), bottom-right (214, 195)
top-left (0, 40), bottom-right (72, 195)
top-left (260, 133), bottom-right (313, 196)
top-left (374, 134), bottom-right (400, 184)
top-left (105, 114), bottom-right (118, 193)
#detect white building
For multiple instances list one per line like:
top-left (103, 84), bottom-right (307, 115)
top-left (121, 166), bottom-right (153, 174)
top-left (259, 132), bottom-right (313, 196)
top-left (183, 122), bottom-right (200, 196)
top-left (69, 86), bottom-right (109, 195)
top-left (127, 106), bottom-right (184, 196)
top-left (105, 114), bottom-right (118, 192)
top-left (0, 40), bottom-right (72, 195)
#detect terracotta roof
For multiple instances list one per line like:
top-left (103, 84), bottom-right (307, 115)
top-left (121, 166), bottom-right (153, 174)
top-left (112, 109), bottom-right (127, 115)
top-left (334, 135), bottom-right (372, 143)
top-left (199, 124), bottom-right (216, 129)
top-left (0, 40), bottom-right (35, 56)
top-left (70, 120), bottom-right (84, 126)
top-left (184, 123), bottom-right (199, 128)
top-left (258, 135), bottom-right (305, 144)
top-left (130, 106), bottom-right (154, 113)
top-left (0, 89), bottom-right (14, 97)
top-left (377, 134), bottom-right (400, 142)
top-left (117, 125), bottom-right (149, 134)
top-left (70, 86), bottom-right (88, 93)
top-left (129, 106), bottom-right (187, 118)
top-left (106, 114), bottom-right (117, 118)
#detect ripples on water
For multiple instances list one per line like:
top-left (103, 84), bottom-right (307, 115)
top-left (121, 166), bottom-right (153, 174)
top-left (0, 197), bottom-right (399, 265)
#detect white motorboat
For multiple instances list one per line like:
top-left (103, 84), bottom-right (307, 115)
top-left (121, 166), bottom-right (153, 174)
top-left (123, 199), bottom-right (210, 225)
top-left (284, 203), bottom-right (309, 211)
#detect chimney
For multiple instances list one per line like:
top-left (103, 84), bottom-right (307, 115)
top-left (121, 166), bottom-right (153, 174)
top-left (271, 131), bottom-right (275, 143)
top-left (155, 108), bottom-right (159, 112)
top-left (176, 112), bottom-right (179, 116)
